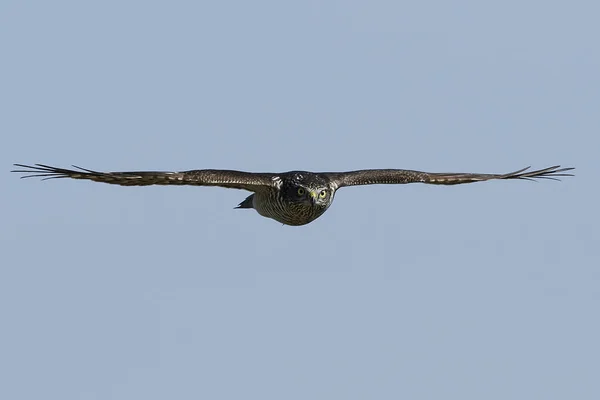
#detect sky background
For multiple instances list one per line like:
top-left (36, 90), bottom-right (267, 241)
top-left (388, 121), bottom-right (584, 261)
top-left (1, 1), bottom-right (598, 399)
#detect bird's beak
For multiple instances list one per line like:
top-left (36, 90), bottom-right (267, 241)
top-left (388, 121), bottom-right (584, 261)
top-left (309, 191), bottom-right (317, 203)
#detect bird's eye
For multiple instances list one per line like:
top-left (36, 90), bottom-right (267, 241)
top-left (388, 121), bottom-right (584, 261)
top-left (319, 190), bottom-right (327, 198)
top-left (297, 187), bottom-right (305, 196)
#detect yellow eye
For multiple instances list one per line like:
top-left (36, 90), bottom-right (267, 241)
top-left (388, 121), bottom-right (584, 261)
top-left (297, 187), bottom-right (305, 196)
top-left (319, 190), bottom-right (327, 198)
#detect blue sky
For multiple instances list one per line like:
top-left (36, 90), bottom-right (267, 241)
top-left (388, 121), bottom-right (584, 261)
top-left (1, 1), bottom-right (598, 399)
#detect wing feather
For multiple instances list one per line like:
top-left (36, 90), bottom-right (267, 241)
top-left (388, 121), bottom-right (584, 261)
top-left (11, 164), bottom-right (277, 191)
top-left (326, 165), bottom-right (574, 188)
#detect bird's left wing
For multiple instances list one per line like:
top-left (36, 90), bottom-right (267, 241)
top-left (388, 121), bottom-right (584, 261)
top-left (326, 165), bottom-right (574, 188)
top-left (12, 164), bottom-right (278, 192)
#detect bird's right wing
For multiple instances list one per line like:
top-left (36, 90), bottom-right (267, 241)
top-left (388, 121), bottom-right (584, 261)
top-left (12, 164), bottom-right (278, 192)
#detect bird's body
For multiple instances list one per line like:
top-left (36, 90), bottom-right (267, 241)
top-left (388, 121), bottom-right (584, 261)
top-left (235, 171), bottom-right (336, 225)
top-left (12, 163), bottom-right (574, 226)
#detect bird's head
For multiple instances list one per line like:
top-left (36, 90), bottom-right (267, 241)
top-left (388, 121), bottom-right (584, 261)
top-left (281, 172), bottom-right (335, 211)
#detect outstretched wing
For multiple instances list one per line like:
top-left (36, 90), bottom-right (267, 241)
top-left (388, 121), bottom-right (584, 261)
top-left (326, 165), bottom-right (574, 188)
top-left (12, 164), bottom-right (278, 192)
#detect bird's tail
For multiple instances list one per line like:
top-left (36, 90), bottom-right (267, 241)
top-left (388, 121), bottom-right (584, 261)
top-left (235, 194), bottom-right (254, 209)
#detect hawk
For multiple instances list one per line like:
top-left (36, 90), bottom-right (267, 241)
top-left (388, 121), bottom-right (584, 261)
top-left (12, 163), bottom-right (574, 226)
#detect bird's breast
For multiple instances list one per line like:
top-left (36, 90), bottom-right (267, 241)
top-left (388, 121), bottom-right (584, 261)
top-left (252, 192), bottom-right (327, 226)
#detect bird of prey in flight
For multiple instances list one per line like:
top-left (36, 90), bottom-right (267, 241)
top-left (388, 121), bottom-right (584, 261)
top-left (12, 163), bottom-right (574, 226)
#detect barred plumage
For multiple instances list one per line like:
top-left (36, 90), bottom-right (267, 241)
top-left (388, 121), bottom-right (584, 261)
top-left (236, 172), bottom-right (334, 225)
top-left (12, 164), bottom-right (574, 226)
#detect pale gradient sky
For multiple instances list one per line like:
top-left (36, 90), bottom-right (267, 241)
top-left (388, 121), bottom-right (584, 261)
top-left (1, 1), bottom-right (598, 399)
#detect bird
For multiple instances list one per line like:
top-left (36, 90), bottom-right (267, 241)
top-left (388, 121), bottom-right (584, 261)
top-left (12, 163), bottom-right (574, 226)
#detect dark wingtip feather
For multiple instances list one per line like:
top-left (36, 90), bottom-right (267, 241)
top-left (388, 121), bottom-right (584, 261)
top-left (71, 165), bottom-right (101, 174)
top-left (507, 165), bottom-right (575, 181)
top-left (11, 163), bottom-right (74, 179)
